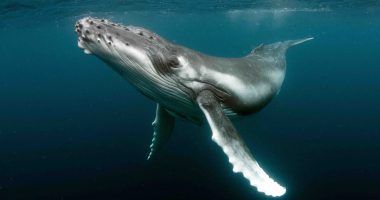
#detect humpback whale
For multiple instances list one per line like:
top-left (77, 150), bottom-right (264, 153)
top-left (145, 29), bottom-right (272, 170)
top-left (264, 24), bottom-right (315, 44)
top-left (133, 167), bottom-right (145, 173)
top-left (75, 17), bottom-right (312, 197)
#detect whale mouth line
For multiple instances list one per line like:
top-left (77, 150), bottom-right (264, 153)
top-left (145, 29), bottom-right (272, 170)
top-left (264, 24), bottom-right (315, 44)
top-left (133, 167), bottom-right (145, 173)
top-left (77, 37), bottom-right (93, 54)
top-left (75, 17), bottom-right (113, 55)
top-left (75, 22), bottom-right (94, 55)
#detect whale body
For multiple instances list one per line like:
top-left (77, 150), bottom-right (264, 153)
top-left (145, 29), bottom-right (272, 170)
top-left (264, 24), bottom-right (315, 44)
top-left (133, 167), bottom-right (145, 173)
top-left (75, 17), bottom-right (312, 197)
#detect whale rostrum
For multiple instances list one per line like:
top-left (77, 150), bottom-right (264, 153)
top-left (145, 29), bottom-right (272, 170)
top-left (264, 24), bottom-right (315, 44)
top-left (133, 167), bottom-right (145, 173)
top-left (75, 17), bottom-right (313, 197)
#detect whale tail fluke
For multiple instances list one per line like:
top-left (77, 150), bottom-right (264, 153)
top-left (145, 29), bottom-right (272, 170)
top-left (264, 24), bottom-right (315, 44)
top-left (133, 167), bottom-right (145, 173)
top-left (250, 37), bottom-right (313, 57)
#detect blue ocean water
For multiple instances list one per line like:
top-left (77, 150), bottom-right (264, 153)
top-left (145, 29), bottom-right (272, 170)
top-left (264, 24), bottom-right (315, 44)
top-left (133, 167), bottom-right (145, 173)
top-left (1, 1), bottom-right (380, 199)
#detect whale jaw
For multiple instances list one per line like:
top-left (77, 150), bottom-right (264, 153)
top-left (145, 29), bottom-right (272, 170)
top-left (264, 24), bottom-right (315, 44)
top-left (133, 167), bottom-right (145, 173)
top-left (75, 17), bottom-right (197, 122)
top-left (75, 17), bottom-right (151, 65)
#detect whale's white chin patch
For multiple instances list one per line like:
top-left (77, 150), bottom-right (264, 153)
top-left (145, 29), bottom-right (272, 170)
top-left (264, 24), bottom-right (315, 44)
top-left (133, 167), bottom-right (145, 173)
top-left (77, 40), bottom-right (92, 55)
top-left (77, 40), bottom-right (84, 49)
top-left (84, 49), bottom-right (92, 54)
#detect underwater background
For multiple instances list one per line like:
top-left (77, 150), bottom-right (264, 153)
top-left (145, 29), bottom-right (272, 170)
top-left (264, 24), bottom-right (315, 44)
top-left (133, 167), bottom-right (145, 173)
top-left (1, 0), bottom-right (380, 199)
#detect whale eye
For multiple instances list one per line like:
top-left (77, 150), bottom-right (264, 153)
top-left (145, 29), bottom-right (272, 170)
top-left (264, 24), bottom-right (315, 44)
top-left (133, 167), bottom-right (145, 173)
top-left (167, 57), bottom-right (179, 68)
top-left (150, 54), bottom-right (180, 74)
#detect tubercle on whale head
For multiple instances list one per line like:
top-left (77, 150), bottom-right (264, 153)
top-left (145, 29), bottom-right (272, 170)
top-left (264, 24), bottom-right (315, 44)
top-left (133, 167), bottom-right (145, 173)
top-left (74, 17), bottom-right (180, 74)
top-left (76, 18), bottom-right (118, 48)
top-left (74, 17), bottom-right (193, 108)
top-left (76, 17), bottom-right (153, 58)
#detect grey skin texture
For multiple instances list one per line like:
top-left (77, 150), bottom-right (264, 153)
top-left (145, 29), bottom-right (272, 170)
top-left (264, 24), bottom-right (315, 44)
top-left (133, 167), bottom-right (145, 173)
top-left (75, 17), bottom-right (312, 197)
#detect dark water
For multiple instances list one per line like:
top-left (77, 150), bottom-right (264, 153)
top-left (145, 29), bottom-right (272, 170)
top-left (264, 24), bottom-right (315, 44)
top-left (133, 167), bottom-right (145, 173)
top-left (1, 1), bottom-right (380, 199)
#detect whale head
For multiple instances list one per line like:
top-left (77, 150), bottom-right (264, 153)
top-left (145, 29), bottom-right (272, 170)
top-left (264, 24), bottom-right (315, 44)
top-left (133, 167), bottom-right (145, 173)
top-left (75, 17), bottom-right (175, 71)
top-left (75, 17), bottom-right (194, 115)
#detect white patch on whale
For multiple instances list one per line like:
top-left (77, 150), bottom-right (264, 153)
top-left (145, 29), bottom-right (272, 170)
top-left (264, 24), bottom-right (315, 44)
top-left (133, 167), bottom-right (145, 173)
top-left (178, 56), bottom-right (272, 105)
top-left (199, 94), bottom-right (286, 197)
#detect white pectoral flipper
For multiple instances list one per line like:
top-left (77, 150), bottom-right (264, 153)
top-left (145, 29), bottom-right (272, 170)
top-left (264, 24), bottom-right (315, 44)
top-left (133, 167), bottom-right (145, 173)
top-left (147, 104), bottom-right (175, 160)
top-left (196, 90), bottom-right (286, 197)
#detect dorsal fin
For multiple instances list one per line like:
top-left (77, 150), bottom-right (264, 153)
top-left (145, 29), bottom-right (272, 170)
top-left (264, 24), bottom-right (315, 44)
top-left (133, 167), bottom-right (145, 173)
top-left (250, 37), bottom-right (314, 57)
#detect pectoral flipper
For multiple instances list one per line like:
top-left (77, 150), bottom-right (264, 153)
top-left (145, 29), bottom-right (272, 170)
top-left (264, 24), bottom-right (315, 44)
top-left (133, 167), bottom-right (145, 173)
top-left (147, 104), bottom-right (175, 160)
top-left (196, 90), bottom-right (286, 197)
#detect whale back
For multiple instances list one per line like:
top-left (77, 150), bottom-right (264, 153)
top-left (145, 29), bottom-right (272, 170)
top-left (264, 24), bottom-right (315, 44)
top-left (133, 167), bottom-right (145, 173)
top-left (172, 38), bottom-right (313, 115)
